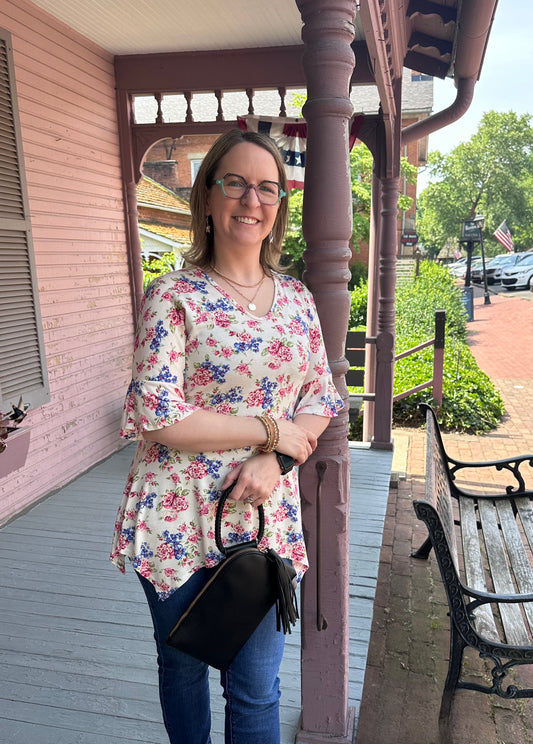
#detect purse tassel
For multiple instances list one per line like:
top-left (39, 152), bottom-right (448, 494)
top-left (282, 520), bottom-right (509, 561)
top-left (266, 548), bottom-right (299, 634)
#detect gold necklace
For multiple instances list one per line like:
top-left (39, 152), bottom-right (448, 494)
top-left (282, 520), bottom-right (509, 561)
top-left (223, 274), bottom-right (266, 312)
top-left (211, 266), bottom-right (264, 289)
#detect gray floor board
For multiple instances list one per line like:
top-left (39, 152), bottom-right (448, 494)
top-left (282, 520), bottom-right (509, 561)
top-left (0, 443), bottom-right (392, 743)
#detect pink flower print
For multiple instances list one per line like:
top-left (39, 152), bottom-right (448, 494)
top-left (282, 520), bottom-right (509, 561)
top-left (291, 543), bottom-right (306, 562)
top-left (191, 367), bottom-right (213, 386)
top-left (164, 567), bottom-right (177, 577)
top-left (144, 393), bottom-right (159, 411)
top-left (168, 307), bottom-right (185, 326)
top-left (174, 280), bottom-right (193, 293)
top-left (136, 362), bottom-right (144, 373)
top-left (169, 350), bottom-right (180, 362)
top-left (239, 332), bottom-right (252, 344)
top-left (206, 337), bottom-right (217, 347)
top-left (185, 460), bottom-right (209, 479)
top-left (268, 339), bottom-right (293, 362)
top-left (139, 558), bottom-right (152, 577)
top-left (157, 543), bottom-right (175, 560)
top-left (185, 339), bottom-right (199, 353)
top-left (148, 353), bottom-right (158, 366)
top-left (236, 363), bottom-right (251, 375)
top-left (137, 520), bottom-right (148, 531)
top-left (214, 310), bottom-right (231, 328)
top-left (216, 402), bottom-right (233, 415)
top-left (221, 347), bottom-right (233, 358)
top-left (310, 327), bottom-right (321, 353)
top-left (246, 389), bottom-right (265, 407)
top-left (139, 414), bottom-right (150, 429)
top-left (161, 492), bottom-right (188, 513)
top-left (288, 319), bottom-right (305, 336)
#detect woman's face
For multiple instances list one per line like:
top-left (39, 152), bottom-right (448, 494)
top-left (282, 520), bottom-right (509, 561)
top-left (206, 142), bottom-right (281, 255)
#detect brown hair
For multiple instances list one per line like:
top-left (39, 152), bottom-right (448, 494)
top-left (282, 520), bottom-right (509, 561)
top-left (184, 129), bottom-right (289, 271)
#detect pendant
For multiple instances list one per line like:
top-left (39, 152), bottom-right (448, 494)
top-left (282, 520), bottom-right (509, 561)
top-left (248, 302), bottom-right (257, 312)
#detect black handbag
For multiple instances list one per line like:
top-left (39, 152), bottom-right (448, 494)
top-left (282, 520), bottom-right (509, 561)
top-left (166, 484), bottom-right (299, 670)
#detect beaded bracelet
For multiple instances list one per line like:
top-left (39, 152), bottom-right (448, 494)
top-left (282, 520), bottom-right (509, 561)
top-left (255, 413), bottom-right (280, 453)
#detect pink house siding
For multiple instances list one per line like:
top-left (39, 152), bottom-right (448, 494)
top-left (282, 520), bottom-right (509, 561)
top-left (0, 0), bottom-right (134, 523)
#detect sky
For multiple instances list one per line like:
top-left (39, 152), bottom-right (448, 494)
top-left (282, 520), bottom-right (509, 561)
top-left (417, 0), bottom-right (532, 192)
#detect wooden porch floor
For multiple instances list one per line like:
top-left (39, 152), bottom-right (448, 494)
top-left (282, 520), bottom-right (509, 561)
top-left (0, 444), bottom-right (392, 744)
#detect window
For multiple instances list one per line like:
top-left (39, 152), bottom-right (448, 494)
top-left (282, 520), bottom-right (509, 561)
top-left (190, 157), bottom-right (204, 184)
top-left (0, 29), bottom-right (49, 411)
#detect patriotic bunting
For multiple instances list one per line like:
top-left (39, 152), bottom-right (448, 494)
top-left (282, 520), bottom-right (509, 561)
top-left (238, 115), bottom-right (363, 190)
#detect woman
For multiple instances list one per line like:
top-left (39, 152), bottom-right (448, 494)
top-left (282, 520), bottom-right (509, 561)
top-left (110, 129), bottom-right (343, 744)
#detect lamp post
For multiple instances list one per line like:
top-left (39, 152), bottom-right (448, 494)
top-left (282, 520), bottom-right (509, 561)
top-left (474, 213), bottom-right (491, 305)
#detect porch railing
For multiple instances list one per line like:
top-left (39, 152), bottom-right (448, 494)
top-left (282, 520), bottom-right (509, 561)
top-left (346, 308), bottom-right (446, 424)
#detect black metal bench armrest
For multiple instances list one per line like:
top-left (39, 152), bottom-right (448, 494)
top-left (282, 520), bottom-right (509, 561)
top-left (463, 586), bottom-right (533, 606)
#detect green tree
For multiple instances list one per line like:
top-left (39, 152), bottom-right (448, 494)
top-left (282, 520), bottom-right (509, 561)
top-left (283, 143), bottom-right (416, 276)
top-left (417, 111), bottom-right (533, 255)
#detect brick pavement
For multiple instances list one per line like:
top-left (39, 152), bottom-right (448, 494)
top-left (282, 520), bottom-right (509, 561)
top-left (356, 293), bottom-right (533, 744)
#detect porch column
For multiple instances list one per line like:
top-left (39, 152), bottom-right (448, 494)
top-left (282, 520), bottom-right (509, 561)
top-left (372, 174), bottom-right (399, 448)
top-left (295, 1), bottom-right (356, 741)
top-left (116, 89), bottom-right (144, 318)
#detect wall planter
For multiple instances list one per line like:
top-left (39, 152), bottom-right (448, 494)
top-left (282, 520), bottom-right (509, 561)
top-left (0, 427), bottom-right (31, 479)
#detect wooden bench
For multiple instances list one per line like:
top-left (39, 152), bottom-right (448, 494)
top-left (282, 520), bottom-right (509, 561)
top-left (413, 403), bottom-right (533, 738)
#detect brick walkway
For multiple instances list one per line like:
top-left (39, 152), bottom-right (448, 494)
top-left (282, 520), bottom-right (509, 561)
top-left (356, 293), bottom-right (533, 744)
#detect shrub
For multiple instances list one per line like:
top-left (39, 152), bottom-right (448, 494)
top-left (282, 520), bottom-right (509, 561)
top-left (348, 260), bottom-right (505, 436)
top-left (142, 253), bottom-right (178, 289)
top-left (350, 280), bottom-right (368, 329)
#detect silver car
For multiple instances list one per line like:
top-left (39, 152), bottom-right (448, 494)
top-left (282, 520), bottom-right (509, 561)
top-left (501, 252), bottom-right (533, 289)
top-left (471, 252), bottom-right (529, 285)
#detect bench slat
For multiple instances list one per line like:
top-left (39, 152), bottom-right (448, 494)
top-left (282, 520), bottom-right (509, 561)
top-left (459, 498), bottom-right (499, 642)
top-left (496, 500), bottom-right (533, 635)
top-left (477, 499), bottom-right (530, 646)
top-left (514, 498), bottom-right (533, 553)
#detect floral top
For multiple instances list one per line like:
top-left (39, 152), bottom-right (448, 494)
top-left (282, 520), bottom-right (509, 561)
top-left (110, 267), bottom-right (343, 599)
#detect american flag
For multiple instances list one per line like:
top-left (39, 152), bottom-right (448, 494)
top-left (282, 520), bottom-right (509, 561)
top-left (238, 115), bottom-right (363, 190)
top-left (493, 220), bottom-right (514, 252)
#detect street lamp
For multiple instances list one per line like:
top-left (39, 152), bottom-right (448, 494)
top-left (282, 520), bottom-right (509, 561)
top-left (473, 213), bottom-right (491, 305)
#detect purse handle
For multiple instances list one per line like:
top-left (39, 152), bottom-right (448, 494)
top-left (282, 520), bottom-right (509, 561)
top-left (215, 483), bottom-right (265, 556)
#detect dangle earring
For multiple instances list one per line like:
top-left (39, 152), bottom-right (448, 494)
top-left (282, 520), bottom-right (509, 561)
top-left (205, 217), bottom-right (211, 234)
top-left (269, 231), bottom-right (274, 244)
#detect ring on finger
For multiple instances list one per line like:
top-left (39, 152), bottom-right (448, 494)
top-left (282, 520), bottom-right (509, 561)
top-left (246, 496), bottom-right (254, 504)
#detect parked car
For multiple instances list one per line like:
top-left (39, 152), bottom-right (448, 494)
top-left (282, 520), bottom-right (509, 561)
top-left (448, 256), bottom-right (481, 278)
top-left (471, 252), bottom-right (530, 284)
top-left (501, 252), bottom-right (533, 290)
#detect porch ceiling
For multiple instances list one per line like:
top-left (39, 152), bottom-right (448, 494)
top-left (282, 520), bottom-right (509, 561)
top-left (30, 0), bottom-right (365, 56)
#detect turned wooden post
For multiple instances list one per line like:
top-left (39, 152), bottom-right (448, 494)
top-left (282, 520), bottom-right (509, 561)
top-left (295, 0), bottom-right (356, 741)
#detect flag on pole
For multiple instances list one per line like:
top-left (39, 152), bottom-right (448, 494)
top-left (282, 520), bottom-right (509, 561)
top-left (493, 220), bottom-right (514, 252)
top-left (238, 114), bottom-right (364, 190)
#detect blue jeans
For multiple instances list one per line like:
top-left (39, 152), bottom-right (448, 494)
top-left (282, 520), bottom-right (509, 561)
top-left (137, 569), bottom-right (286, 744)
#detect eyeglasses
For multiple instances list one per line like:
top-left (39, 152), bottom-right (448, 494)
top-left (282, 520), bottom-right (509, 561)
top-left (213, 173), bottom-right (286, 206)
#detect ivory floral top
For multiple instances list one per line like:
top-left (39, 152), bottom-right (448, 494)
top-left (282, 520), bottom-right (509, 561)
top-left (110, 267), bottom-right (343, 599)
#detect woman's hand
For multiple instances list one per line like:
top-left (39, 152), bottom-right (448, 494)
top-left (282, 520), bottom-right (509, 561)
top-left (276, 418), bottom-right (317, 464)
top-left (222, 453), bottom-right (283, 507)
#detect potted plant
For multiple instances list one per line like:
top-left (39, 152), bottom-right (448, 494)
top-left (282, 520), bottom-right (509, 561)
top-left (0, 397), bottom-right (31, 479)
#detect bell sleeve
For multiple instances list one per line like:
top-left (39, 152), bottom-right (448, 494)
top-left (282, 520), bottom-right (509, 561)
top-left (293, 288), bottom-right (344, 419)
top-left (120, 276), bottom-right (199, 440)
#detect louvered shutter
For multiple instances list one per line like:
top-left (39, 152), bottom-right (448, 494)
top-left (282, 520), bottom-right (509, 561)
top-left (0, 29), bottom-right (49, 410)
